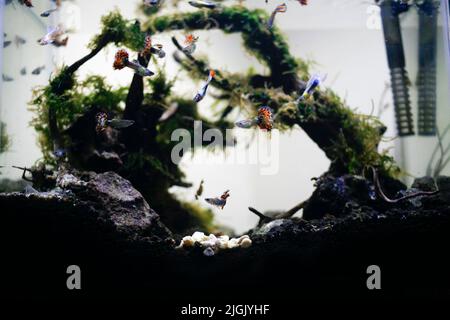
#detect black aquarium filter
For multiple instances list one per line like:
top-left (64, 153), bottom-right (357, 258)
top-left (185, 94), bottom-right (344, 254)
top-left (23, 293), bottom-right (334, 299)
top-left (417, 0), bottom-right (439, 136)
top-left (379, 0), bottom-right (415, 136)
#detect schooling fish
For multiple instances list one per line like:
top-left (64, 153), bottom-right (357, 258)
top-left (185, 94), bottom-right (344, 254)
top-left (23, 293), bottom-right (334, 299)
top-left (267, 3), bottom-right (287, 29)
top-left (205, 190), bottom-right (230, 210)
top-left (20, 0), bottom-right (33, 7)
top-left (141, 35), bottom-right (152, 56)
top-left (3, 40), bottom-right (12, 48)
top-left (38, 26), bottom-right (62, 46)
top-left (153, 43), bottom-right (166, 59)
top-left (15, 35), bottom-right (26, 47)
top-left (32, 65), bottom-right (46, 75)
top-left (113, 49), bottom-right (155, 77)
top-left (41, 8), bottom-right (58, 17)
top-left (2, 74), bottom-right (14, 82)
top-left (95, 112), bottom-right (135, 133)
top-left (159, 102), bottom-right (179, 122)
top-left (143, 0), bottom-right (162, 6)
top-left (20, 67), bottom-right (27, 75)
top-left (53, 148), bottom-right (66, 160)
top-left (195, 179), bottom-right (204, 200)
top-left (188, 0), bottom-right (220, 9)
top-left (182, 34), bottom-right (198, 55)
top-left (297, 73), bottom-right (327, 101)
top-left (194, 70), bottom-right (215, 102)
top-left (235, 106), bottom-right (274, 132)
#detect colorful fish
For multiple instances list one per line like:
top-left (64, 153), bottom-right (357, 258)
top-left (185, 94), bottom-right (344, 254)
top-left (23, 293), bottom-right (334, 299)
top-left (297, 73), bottom-right (327, 101)
top-left (141, 35), bottom-right (152, 56)
top-left (235, 106), bottom-right (274, 132)
top-left (38, 26), bottom-right (62, 46)
top-left (113, 49), bottom-right (154, 77)
top-left (194, 70), bottom-right (215, 102)
top-left (153, 43), bottom-right (166, 59)
top-left (95, 112), bottom-right (135, 133)
top-left (182, 34), bottom-right (199, 55)
top-left (205, 190), bottom-right (230, 209)
top-left (267, 3), bottom-right (287, 29)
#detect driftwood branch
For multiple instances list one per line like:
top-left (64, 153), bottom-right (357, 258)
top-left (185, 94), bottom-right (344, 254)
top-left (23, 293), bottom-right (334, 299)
top-left (371, 166), bottom-right (439, 203)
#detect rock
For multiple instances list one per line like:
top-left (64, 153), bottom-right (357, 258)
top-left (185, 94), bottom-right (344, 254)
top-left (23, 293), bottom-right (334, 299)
top-left (0, 171), bottom-right (173, 246)
top-left (412, 176), bottom-right (437, 191)
top-left (437, 176), bottom-right (450, 201)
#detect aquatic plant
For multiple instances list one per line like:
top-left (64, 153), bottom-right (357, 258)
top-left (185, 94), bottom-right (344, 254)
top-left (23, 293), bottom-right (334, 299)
top-left (0, 122), bottom-right (10, 154)
top-left (29, 5), bottom-right (400, 233)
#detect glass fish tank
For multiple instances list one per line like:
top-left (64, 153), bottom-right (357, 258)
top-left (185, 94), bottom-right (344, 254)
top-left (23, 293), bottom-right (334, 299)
top-left (1, 0), bottom-right (450, 308)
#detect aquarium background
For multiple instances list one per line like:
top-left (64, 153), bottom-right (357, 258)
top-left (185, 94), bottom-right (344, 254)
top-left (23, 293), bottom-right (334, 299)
top-left (1, 0), bottom-right (449, 233)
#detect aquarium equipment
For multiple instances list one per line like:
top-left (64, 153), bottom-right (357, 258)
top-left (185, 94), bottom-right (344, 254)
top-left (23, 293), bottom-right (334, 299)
top-left (417, 0), bottom-right (439, 136)
top-left (379, 0), bottom-right (414, 136)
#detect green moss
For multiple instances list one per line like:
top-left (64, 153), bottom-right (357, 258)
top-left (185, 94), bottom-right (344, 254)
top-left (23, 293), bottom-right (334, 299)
top-left (88, 10), bottom-right (146, 52)
top-left (0, 122), bottom-right (10, 154)
top-left (30, 74), bottom-right (127, 163)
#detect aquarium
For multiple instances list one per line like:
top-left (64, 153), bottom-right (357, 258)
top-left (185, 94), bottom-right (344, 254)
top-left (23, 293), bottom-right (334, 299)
top-left (1, 0), bottom-right (450, 308)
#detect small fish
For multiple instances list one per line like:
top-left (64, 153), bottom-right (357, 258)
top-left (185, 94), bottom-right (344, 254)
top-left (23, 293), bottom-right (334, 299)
top-left (235, 106), bottom-right (274, 132)
top-left (53, 148), bottom-right (66, 159)
top-left (38, 26), bottom-right (62, 46)
top-left (52, 36), bottom-right (69, 47)
top-left (32, 65), bottom-right (46, 75)
top-left (20, 0), bottom-right (33, 7)
top-left (113, 49), bottom-right (155, 77)
top-left (132, 60), bottom-right (155, 77)
top-left (188, 0), bottom-right (220, 9)
top-left (205, 190), bottom-right (230, 209)
top-left (182, 34), bottom-right (198, 55)
top-left (96, 112), bottom-right (135, 133)
top-left (194, 70), bottom-right (215, 103)
top-left (297, 73), bottom-right (327, 101)
top-left (298, 0), bottom-right (308, 5)
top-left (141, 35), bottom-right (152, 56)
top-left (159, 102), bottom-right (179, 122)
top-left (15, 35), bottom-right (26, 47)
top-left (3, 40), bottom-right (12, 48)
top-left (143, 0), bottom-right (162, 6)
top-left (153, 44), bottom-right (166, 59)
top-left (195, 179), bottom-right (204, 200)
top-left (20, 67), bottom-right (27, 75)
top-left (41, 8), bottom-right (58, 17)
top-left (267, 3), bottom-right (287, 29)
top-left (2, 74), bottom-right (14, 82)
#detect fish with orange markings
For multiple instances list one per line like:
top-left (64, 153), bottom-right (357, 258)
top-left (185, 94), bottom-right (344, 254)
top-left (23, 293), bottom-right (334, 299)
top-left (267, 3), bottom-right (287, 29)
top-left (113, 49), bottom-right (154, 77)
top-left (194, 70), bottom-right (215, 102)
top-left (182, 34), bottom-right (199, 55)
top-left (235, 106), bottom-right (274, 132)
top-left (205, 190), bottom-right (230, 209)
